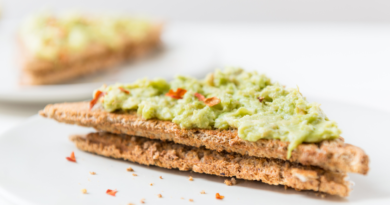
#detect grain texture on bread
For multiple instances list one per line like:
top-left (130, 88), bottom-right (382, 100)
top-left (71, 132), bottom-right (351, 197)
top-left (40, 102), bottom-right (369, 174)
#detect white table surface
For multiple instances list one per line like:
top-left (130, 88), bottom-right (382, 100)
top-left (0, 22), bottom-right (390, 204)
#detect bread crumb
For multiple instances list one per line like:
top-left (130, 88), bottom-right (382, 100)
top-left (189, 199), bottom-right (194, 202)
top-left (89, 172), bottom-right (96, 175)
top-left (200, 190), bottom-right (206, 194)
top-left (128, 203), bottom-right (134, 205)
top-left (189, 176), bottom-right (193, 181)
top-left (157, 194), bottom-right (162, 198)
top-left (224, 179), bottom-right (233, 186)
top-left (216, 193), bottom-right (224, 200)
top-left (81, 189), bottom-right (87, 194)
top-left (231, 178), bottom-right (237, 185)
top-left (127, 167), bottom-right (134, 172)
top-left (132, 173), bottom-right (137, 176)
top-left (141, 198), bottom-right (145, 203)
top-left (159, 176), bottom-right (163, 179)
top-left (181, 197), bottom-right (184, 199)
top-left (224, 178), bottom-right (237, 186)
top-left (150, 183), bottom-right (153, 186)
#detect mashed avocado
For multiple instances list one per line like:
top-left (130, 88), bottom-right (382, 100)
top-left (20, 12), bottom-right (155, 60)
top-left (95, 68), bottom-right (341, 157)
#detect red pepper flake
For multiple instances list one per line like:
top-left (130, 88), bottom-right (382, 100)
top-left (194, 92), bottom-right (206, 101)
top-left (204, 97), bottom-right (221, 107)
top-left (106, 189), bottom-right (117, 196)
top-left (215, 193), bottom-right (224, 200)
top-left (119, 87), bottom-right (130, 94)
top-left (165, 88), bottom-right (187, 99)
top-left (66, 151), bottom-right (76, 163)
top-left (257, 96), bottom-right (264, 103)
top-left (194, 93), bottom-right (220, 107)
top-left (89, 90), bottom-right (105, 110)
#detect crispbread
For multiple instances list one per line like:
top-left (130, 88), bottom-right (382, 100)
top-left (20, 25), bottom-right (161, 85)
top-left (71, 132), bottom-right (351, 197)
top-left (40, 102), bottom-right (369, 174)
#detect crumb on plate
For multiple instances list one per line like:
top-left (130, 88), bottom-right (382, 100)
top-left (189, 199), bottom-right (194, 202)
top-left (133, 173), bottom-right (137, 176)
top-left (224, 178), bottom-right (237, 186)
top-left (158, 194), bottom-right (162, 198)
top-left (127, 167), bottom-right (134, 172)
top-left (224, 179), bottom-right (232, 186)
top-left (89, 171), bottom-right (96, 175)
top-left (200, 190), bottom-right (206, 194)
top-left (160, 176), bottom-right (163, 179)
top-left (231, 178), bottom-right (237, 185)
top-left (189, 176), bottom-right (193, 181)
top-left (81, 189), bottom-right (87, 194)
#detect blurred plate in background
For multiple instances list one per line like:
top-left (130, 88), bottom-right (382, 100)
top-left (0, 20), bottom-right (217, 103)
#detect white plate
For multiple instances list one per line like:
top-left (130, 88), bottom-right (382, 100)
top-left (0, 20), bottom-right (217, 103)
top-left (0, 98), bottom-right (389, 205)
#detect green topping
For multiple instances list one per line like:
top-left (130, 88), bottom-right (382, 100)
top-left (20, 12), bottom-right (155, 60)
top-left (95, 67), bottom-right (341, 157)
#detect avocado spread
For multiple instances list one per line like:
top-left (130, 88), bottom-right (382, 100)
top-left (95, 68), bottom-right (341, 157)
top-left (21, 12), bottom-right (155, 60)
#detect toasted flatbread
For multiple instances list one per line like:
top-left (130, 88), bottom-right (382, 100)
top-left (20, 25), bottom-right (161, 85)
top-left (71, 132), bottom-right (351, 197)
top-left (40, 102), bottom-right (369, 174)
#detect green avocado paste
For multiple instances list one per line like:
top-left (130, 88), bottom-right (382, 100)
top-left (21, 12), bottom-right (154, 60)
top-left (94, 67), bottom-right (341, 158)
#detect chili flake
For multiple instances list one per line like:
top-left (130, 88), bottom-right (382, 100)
top-left (119, 87), bottom-right (130, 94)
top-left (194, 92), bottom-right (206, 101)
top-left (194, 93), bottom-right (220, 107)
top-left (165, 88), bottom-right (187, 99)
top-left (106, 189), bottom-right (117, 196)
top-left (66, 151), bottom-right (76, 162)
top-left (215, 193), bottom-right (224, 200)
top-left (257, 96), bottom-right (264, 103)
top-left (204, 97), bottom-right (220, 107)
top-left (89, 90), bottom-right (105, 110)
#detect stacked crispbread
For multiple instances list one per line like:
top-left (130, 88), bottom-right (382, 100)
top-left (40, 101), bottom-right (369, 197)
top-left (19, 13), bottom-right (162, 85)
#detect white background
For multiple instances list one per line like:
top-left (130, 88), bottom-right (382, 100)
top-left (0, 1), bottom-right (390, 204)
top-left (2, 0), bottom-right (390, 22)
